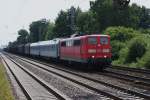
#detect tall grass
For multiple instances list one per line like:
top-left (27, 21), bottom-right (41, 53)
top-left (0, 62), bottom-right (14, 100)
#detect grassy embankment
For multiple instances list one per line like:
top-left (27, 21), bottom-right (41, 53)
top-left (0, 60), bottom-right (14, 100)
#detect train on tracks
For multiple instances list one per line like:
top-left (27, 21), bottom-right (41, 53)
top-left (7, 34), bottom-right (112, 70)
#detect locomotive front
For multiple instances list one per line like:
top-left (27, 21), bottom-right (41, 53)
top-left (83, 35), bottom-right (112, 68)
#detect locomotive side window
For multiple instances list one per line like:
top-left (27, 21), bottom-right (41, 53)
top-left (74, 39), bottom-right (81, 46)
top-left (88, 37), bottom-right (97, 45)
top-left (61, 41), bottom-right (66, 47)
top-left (100, 37), bottom-right (108, 45)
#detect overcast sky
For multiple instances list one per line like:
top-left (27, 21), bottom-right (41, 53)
top-left (0, 0), bottom-right (150, 47)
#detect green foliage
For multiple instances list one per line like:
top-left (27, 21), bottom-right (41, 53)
top-left (99, 26), bottom-right (150, 69)
top-left (105, 27), bottom-right (150, 68)
top-left (90, 0), bottom-right (150, 31)
top-left (104, 26), bottom-right (138, 42)
top-left (104, 26), bottom-right (140, 64)
top-left (112, 47), bottom-right (128, 65)
top-left (90, 0), bottom-right (114, 31)
top-left (45, 23), bottom-right (55, 40)
top-left (53, 10), bottom-right (71, 37)
top-left (136, 35), bottom-right (150, 68)
top-left (125, 37), bottom-right (147, 63)
top-left (140, 29), bottom-right (150, 35)
top-left (53, 8), bottom-right (81, 37)
top-left (29, 19), bottom-right (49, 42)
top-left (17, 29), bottom-right (29, 44)
top-left (111, 41), bottom-right (125, 60)
top-left (112, 32), bottom-right (150, 69)
top-left (76, 11), bottom-right (99, 33)
top-left (127, 4), bottom-right (141, 28)
top-left (0, 64), bottom-right (14, 100)
top-left (138, 49), bottom-right (150, 69)
top-left (139, 6), bottom-right (150, 29)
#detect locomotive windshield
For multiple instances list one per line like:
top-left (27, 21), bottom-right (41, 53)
top-left (100, 37), bottom-right (108, 45)
top-left (88, 37), bottom-right (97, 45)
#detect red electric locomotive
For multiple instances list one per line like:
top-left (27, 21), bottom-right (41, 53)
top-left (60, 34), bottom-right (112, 69)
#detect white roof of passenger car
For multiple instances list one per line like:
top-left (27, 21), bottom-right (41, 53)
top-left (30, 42), bottom-right (40, 46)
top-left (30, 39), bottom-right (60, 47)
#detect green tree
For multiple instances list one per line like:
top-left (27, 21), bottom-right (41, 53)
top-left (29, 19), bottom-right (49, 42)
top-left (17, 29), bottom-right (29, 44)
top-left (76, 11), bottom-right (99, 33)
top-left (53, 7), bottom-right (82, 37)
top-left (127, 4), bottom-right (141, 28)
top-left (45, 22), bottom-right (55, 40)
top-left (89, 0), bottom-right (148, 31)
top-left (53, 10), bottom-right (71, 37)
top-left (139, 6), bottom-right (150, 29)
top-left (90, 0), bottom-right (114, 31)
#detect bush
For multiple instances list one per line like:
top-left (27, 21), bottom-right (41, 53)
top-left (112, 48), bottom-right (128, 65)
top-left (140, 29), bottom-right (150, 35)
top-left (103, 26), bottom-right (138, 42)
top-left (137, 35), bottom-right (150, 68)
top-left (125, 37), bottom-right (147, 63)
top-left (111, 41), bottom-right (125, 60)
top-left (119, 47), bottom-right (129, 64)
top-left (104, 26), bottom-right (150, 69)
top-left (138, 49), bottom-right (150, 69)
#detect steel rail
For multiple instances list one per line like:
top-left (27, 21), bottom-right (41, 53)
top-left (112, 65), bottom-right (150, 74)
top-left (17, 55), bottom-right (150, 100)
top-left (4, 54), bottom-right (69, 100)
top-left (10, 54), bottom-right (150, 100)
top-left (1, 55), bottom-right (32, 100)
top-left (102, 70), bottom-right (150, 87)
top-left (8, 54), bottom-right (123, 100)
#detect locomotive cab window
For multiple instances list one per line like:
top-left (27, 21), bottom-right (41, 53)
top-left (100, 37), bottom-right (108, 45)
top-left (88, 37), bottom-right (97, 45)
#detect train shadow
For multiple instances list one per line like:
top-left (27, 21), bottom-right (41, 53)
top-left (22, 54), bottom-right (106, 73)
top-left (50, 61), bottom-right (105, 73)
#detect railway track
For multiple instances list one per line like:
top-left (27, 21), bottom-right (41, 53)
top-left (8, 53), bottom-right (150, 90)
top-left (100, 69), bottom-right (150, 87)
top-left (1, 54), bottom-right (70, 100)
top-left (106, 66), bottom-right (150, 84)
top-left (0, 55), bottom-right (31, 100)
top-left (6, 53), bottom-right (150, 100)
top-left (112, 65), bottom-right (150, 75)
top-left (7, 54), bottom-right (122, 100)
top-left (2, 53), bottom-right (112, 100)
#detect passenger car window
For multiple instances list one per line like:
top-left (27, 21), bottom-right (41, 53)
top-left (100, 37), bottom-right (108, 45)
top-left (88, 37), bottom-right (97, 45)
top-left (61, 42), bottom-right (66, 47)
top-left (74, 40), bottom-right (81, 46)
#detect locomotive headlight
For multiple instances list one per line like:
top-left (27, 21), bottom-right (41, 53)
top-left (102, 49), bottom-right (109, 53)
top-left (92, 56), bottom-right (95, 58)
top-left (88, 49), bottom-right (96, 53)
top-left (104, 55), bottom-right (107, 58)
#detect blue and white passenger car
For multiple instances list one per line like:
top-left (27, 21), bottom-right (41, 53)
top-left (38, 39), bottom-right (60, 58)
top-left (30, 42), bottom-right (40, 56)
